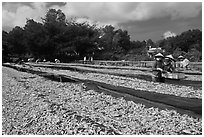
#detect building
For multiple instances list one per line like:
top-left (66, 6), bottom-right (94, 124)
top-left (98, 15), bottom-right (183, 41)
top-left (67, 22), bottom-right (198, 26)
top-left (147, 46), bottom-right (165, 58)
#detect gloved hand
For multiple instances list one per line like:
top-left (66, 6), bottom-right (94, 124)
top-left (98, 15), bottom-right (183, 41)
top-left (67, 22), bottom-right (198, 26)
top-left (156, 68), bottom-right (163, 71)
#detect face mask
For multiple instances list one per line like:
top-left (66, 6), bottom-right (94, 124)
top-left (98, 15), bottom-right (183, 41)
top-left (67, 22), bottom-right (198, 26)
top-left (156, 58), bottom-right (161, 61)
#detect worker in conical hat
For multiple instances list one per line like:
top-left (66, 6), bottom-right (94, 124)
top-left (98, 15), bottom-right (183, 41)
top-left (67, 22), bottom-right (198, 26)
top-left (152, 53), bottom-right (165, 82)
top-left (153, 53), bottom-right (164, 70)
top-left (177, 55), bottom-right (185, 68)
top-left (55, 59), bottom-right (60, 63)
top-left (164, 54), bottom-right (176, 73)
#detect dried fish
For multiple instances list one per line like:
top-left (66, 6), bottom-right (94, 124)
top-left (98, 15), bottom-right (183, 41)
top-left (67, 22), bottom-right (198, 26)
top-left (2, 66), bottom-right (202, 135)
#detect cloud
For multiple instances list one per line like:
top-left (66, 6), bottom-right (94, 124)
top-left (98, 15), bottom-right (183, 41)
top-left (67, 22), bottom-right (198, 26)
top-left (2, 2), bottom-right (202, 31)
top-left (2, 2), bottom-right (47, 30)
top-left (129, 2), bottom-right (201, 21)
top-left (163, 31), bottom-right (177, 39)
top-left (61, 2), bottom-right (201, 24)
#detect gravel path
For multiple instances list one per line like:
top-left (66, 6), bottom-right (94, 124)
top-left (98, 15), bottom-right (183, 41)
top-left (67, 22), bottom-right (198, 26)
top-left (2, 67), bottom-right (202, 135)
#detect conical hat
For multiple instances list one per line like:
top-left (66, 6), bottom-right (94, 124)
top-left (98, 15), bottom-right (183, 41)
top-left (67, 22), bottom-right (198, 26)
top-left (165, 55), bottom-right (174, 59)
top-left (165, 55), bottom-right (176, 61)
top-left (178, 55), bottom-right (184, 59)
top-left (155, 53), bottom-right (164, 58)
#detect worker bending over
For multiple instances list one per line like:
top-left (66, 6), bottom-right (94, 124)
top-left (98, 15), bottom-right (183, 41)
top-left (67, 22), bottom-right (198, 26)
top-left (164, 55), bottom-right (176, 73)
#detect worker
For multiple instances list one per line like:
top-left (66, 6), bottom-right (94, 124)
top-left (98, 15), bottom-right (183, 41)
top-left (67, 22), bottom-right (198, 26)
top-left (164, 55), bottom-right (176, 73)
top-left (28, 58), bottom-right (34, 62)
top-left (177, 55), bottom-right (185, 68)
top-left (43, 58), bottom-right (46, 62)
top-left (55, 59), bottom-right (60, 63)
top-left (181, 58), bottom-right (190, 70)
top-left (35, 58), bottom-right (41, 63)
top-left (83, 56), bottom-right (87, 64)
top-left (152, 53), bottom-right (165, 82)
top-left (90, 57), bottom-right (93, 62)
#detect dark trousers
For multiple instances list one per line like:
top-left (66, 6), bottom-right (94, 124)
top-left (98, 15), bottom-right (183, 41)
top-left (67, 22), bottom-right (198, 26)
top-left (152, 70), bottom-right (165, 82)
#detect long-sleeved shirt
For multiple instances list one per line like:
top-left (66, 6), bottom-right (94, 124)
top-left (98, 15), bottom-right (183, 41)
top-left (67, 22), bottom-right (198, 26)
top-left (152, 60), bottom-right (164, 71)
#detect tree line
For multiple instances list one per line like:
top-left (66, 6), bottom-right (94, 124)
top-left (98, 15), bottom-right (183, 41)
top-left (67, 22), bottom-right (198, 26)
top-left (156, 29), bottom-right (202, 62)
top-left (2, 9), bottom-right (202, 63)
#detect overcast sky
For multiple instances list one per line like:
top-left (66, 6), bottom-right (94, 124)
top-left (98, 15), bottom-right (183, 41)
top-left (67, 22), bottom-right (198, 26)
top-left (2, 2), bottom-right (202, 42)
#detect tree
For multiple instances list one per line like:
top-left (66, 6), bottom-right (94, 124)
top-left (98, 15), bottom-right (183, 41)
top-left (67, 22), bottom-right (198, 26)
top-left (2, 31), bottom-right (10, 62)
top-left (42, 9), bottom-right (66, 38)
top-left (186, 48), bottom-right (202, 62)
top-left (155, 29), bottom-right (202, 61)
top-left (99, 25), bottom-right (115, 51)
top-left (113, 29), bottom-right (131, 52)
top-left (172, 47), bottom-right (186, 58)
top-left (42, 9), bottom-right (67, 59)
top-left (24, 19), bottom-right (49, 58)
top-left (70, 22), bottom-right (99, 58)
top-left (2, 31), bottom-right (9, 54)
top-left (7, 26), bottom-right (26, 56)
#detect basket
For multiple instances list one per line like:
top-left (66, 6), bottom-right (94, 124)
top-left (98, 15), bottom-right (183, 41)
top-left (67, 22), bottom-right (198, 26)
top-left (163, 72), bottom-right (185, 79)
